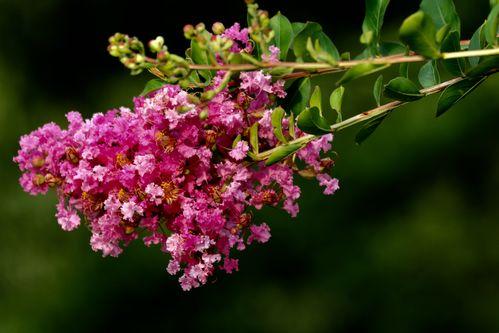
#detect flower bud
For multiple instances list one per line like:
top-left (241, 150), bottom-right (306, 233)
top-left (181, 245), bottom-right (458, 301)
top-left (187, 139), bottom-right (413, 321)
top-left (149, 36), bottom-right (165, 53)
top-left (212, 22), bottom-right (225, 35)
top-left (45, 173), bottom-right (61, 187)
top-left (33, 174), bottom-right (46, 186)
top-left (199, 109), bottom-right (209, 120)
top-left (108, 45), bottom-right (121, 57)
top-left (183, 24), bottom-right (195, 39)
top-left (201, 90), bottom-right (216, 101)
top-left (195, 23), bottom-right (206, 33)
top-left (31, 156), bottom-right (45, 168)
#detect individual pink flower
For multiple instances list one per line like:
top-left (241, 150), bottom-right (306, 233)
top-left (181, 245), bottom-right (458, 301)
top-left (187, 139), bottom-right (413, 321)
top-left (262, 45), bottom-right (281, 62)
top-left (229, 141), bottom-right (249, 161)
top-left (121, 201), bottom-right (144, 221)
top-left (316, 174), bottom-right (340, 195)
top-left (248, 223), bottom-right (271, 244)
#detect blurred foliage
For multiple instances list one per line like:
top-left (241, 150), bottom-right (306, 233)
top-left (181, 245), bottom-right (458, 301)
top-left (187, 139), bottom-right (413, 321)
top-left (0, 0), bottom-right (498, 332)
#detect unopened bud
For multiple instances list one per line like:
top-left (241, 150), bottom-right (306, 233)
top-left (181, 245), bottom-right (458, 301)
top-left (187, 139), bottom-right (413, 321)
top-left (183, 24), bottom-right (195, 39)
top-left (149, 36), bottom-right (165, 52)
top-left (31, 156), bottom-right (45, 168)
top-left (212, 22), bottom-right (225, 35)
top-left (199, 109), bottom-right (209, 120)
top-left (201, 90), bottom-right (216, 101)
top-left (195, 23), bottom-right (206, 33)
top-left (33, 174), bottom-right (46, 186)
top-left (45, 173), bottom-right (61, 187)
top-left (177, 105), bottom-right (193, 113)
top-left (108, 45), bottom-right (120, 57)
top-left (135, 54), bottom-right (145, 63)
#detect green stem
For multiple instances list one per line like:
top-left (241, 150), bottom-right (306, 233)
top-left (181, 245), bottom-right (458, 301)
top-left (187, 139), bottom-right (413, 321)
top-left (253, 76), bottom-right (467, 161)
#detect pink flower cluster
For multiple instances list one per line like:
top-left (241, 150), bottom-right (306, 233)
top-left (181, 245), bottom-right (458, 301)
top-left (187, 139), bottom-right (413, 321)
top-left (13, 24), bottom-right (339, 290)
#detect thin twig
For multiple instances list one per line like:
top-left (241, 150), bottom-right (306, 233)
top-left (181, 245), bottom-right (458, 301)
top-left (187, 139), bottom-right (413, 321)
top-left (253, 76), bottom-right (474, 161)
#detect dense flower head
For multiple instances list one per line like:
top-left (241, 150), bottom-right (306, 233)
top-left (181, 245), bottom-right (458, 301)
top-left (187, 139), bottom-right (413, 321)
top-left (14, 23), bottom-right (339, 290)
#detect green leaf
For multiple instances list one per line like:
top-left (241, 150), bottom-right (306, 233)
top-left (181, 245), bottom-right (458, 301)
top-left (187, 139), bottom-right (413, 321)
top-left (191, 40), bottom-right (213, 81)
top-left (418, 61), bottom-right (440, 88)
top-left (435, 24), bottom-right (452, 44)
top-left (140, 79), bottom-right (166, 96)
top-left (282, 78), bottom-right (311, 116)
top-left (249, 122), bottom-right (259, 154)
top-left (362, 0), bottom-right (391, 51)
top-left (266, 66), bottom-right (294, 76)
top-left (337, 63), bottom-right (390, 85)
top-left (373, 75), bottom-right (383, 106)
top-left (293, 22), bottom-right (323, 61)
top-left (441, 31), bottom-right (466, 76)
top-left (329, 86), bottom-right (345, 123)
top-left (271, 107), bottom-right (288, 144)
top-left (399, 63), bottom-right (410, 78)
top-left (384, 77), bottom-right (424, 101)
top-left (436, 77), bottom-right (487, 117)
top-left (399, 11), bottom-right (441, 59)
top-left (265, 143), bottom-right (303, 166)
top-left (297, 107), bottom-right (331, 135)
top-left (292, 22), bottom-right (306, 36)
top-left (232, 134), bottom-right (242, 148)
top-left (468, 22), bottom-right (486, 66)
top-left (355, 114), bottom-right (389, 145)
top-left (493, 0), bottom-right (499, 9)
top-left (316, 32), bottom-right (340, 62)
top-left (310, 86), bottom-right (322, 112)
top-left (466, 56), bottom-right (499, 77)
top-left (379, 42), bottom-right (407, 56)
top-left (485, 4), bottom-right (499, 46)
top-left (420, 0), bottom-right (461, 33)
top-left (289, 114), bottom-right (296, 139)
top-left (270, 12), bottom-right (294, 60)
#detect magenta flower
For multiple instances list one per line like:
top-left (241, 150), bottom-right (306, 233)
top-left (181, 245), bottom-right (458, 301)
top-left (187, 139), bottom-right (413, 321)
top-left (13, 23), bottom-right (340, 289)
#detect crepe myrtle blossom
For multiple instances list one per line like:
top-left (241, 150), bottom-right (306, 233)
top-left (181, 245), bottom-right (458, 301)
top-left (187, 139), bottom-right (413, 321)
top-left (13, 23), bottom-right (339, 291)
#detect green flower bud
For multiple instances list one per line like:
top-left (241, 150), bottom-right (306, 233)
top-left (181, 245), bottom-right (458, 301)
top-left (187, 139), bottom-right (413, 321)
top-left (212, 22), bottom-right (225, 35)
top-left (183, 24), bottom-right (195, 39)
top-left (195, 23), bottom-right (206, 33)
top-left (33, 174), bottom-right (46, 186)
top-left (199, 109), bottom-right (209, 120)
top-left (149, 36), bottom-right (165, 53)
top-left (31, 156), bottom-right (45, 168)
top-left (201, 90), bottom-right (216, 101)
top-left (135, 54), bottom-right (145, 63)
top-left (108, 45), bottom-right (120, 57)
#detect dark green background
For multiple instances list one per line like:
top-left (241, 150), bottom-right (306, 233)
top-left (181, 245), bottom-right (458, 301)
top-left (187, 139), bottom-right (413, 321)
top-left (1, 1), bottom-right (498, 332)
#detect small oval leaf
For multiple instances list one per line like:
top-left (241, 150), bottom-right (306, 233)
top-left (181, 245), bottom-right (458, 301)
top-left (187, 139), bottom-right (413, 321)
top-left (309, 86), bottom-right (322, 112)
top-left (337, 63), bottom-right (390, 85)
top-left (270, 12), bottom-right (294, 60)
top-left (355, 114), bottom-right (389, 145)
top-left (297, 107), bottom-right (331, 135)
top-left (485, 4), bottom-right (499, 46)
top-left (437, 77), bottom-right (487, 117)
top-left (249, 122), bottom-right (259, 154)
top-left (384, 77), bottom-right (424, 101)
top-left (418, 61), bottom-right (440, 88)
top-left (420, 0), bottom-right (461, 33)
top-left (271, 107), bottom-right (288, 144)
top-left (282, 78), bottom-right (311, 116)
top-left (265, 143), bottom-right (303, 166)
top-left (330, 86), bottom-right (345, 123)
top-left (141, 79), bottom-right (167, 96)
top-left (441, 31), bottom-right (467, 76)
top-left (468, 22), bottom-right (486, 66)
top-left (399, 11), bottom-right (441, 59)
top-left (373, 75), bottom-right (384, 106)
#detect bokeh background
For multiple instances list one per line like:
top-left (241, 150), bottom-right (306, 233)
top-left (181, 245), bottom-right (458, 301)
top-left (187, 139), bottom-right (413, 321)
top-left (1, 0), bottom-right (499, 332)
